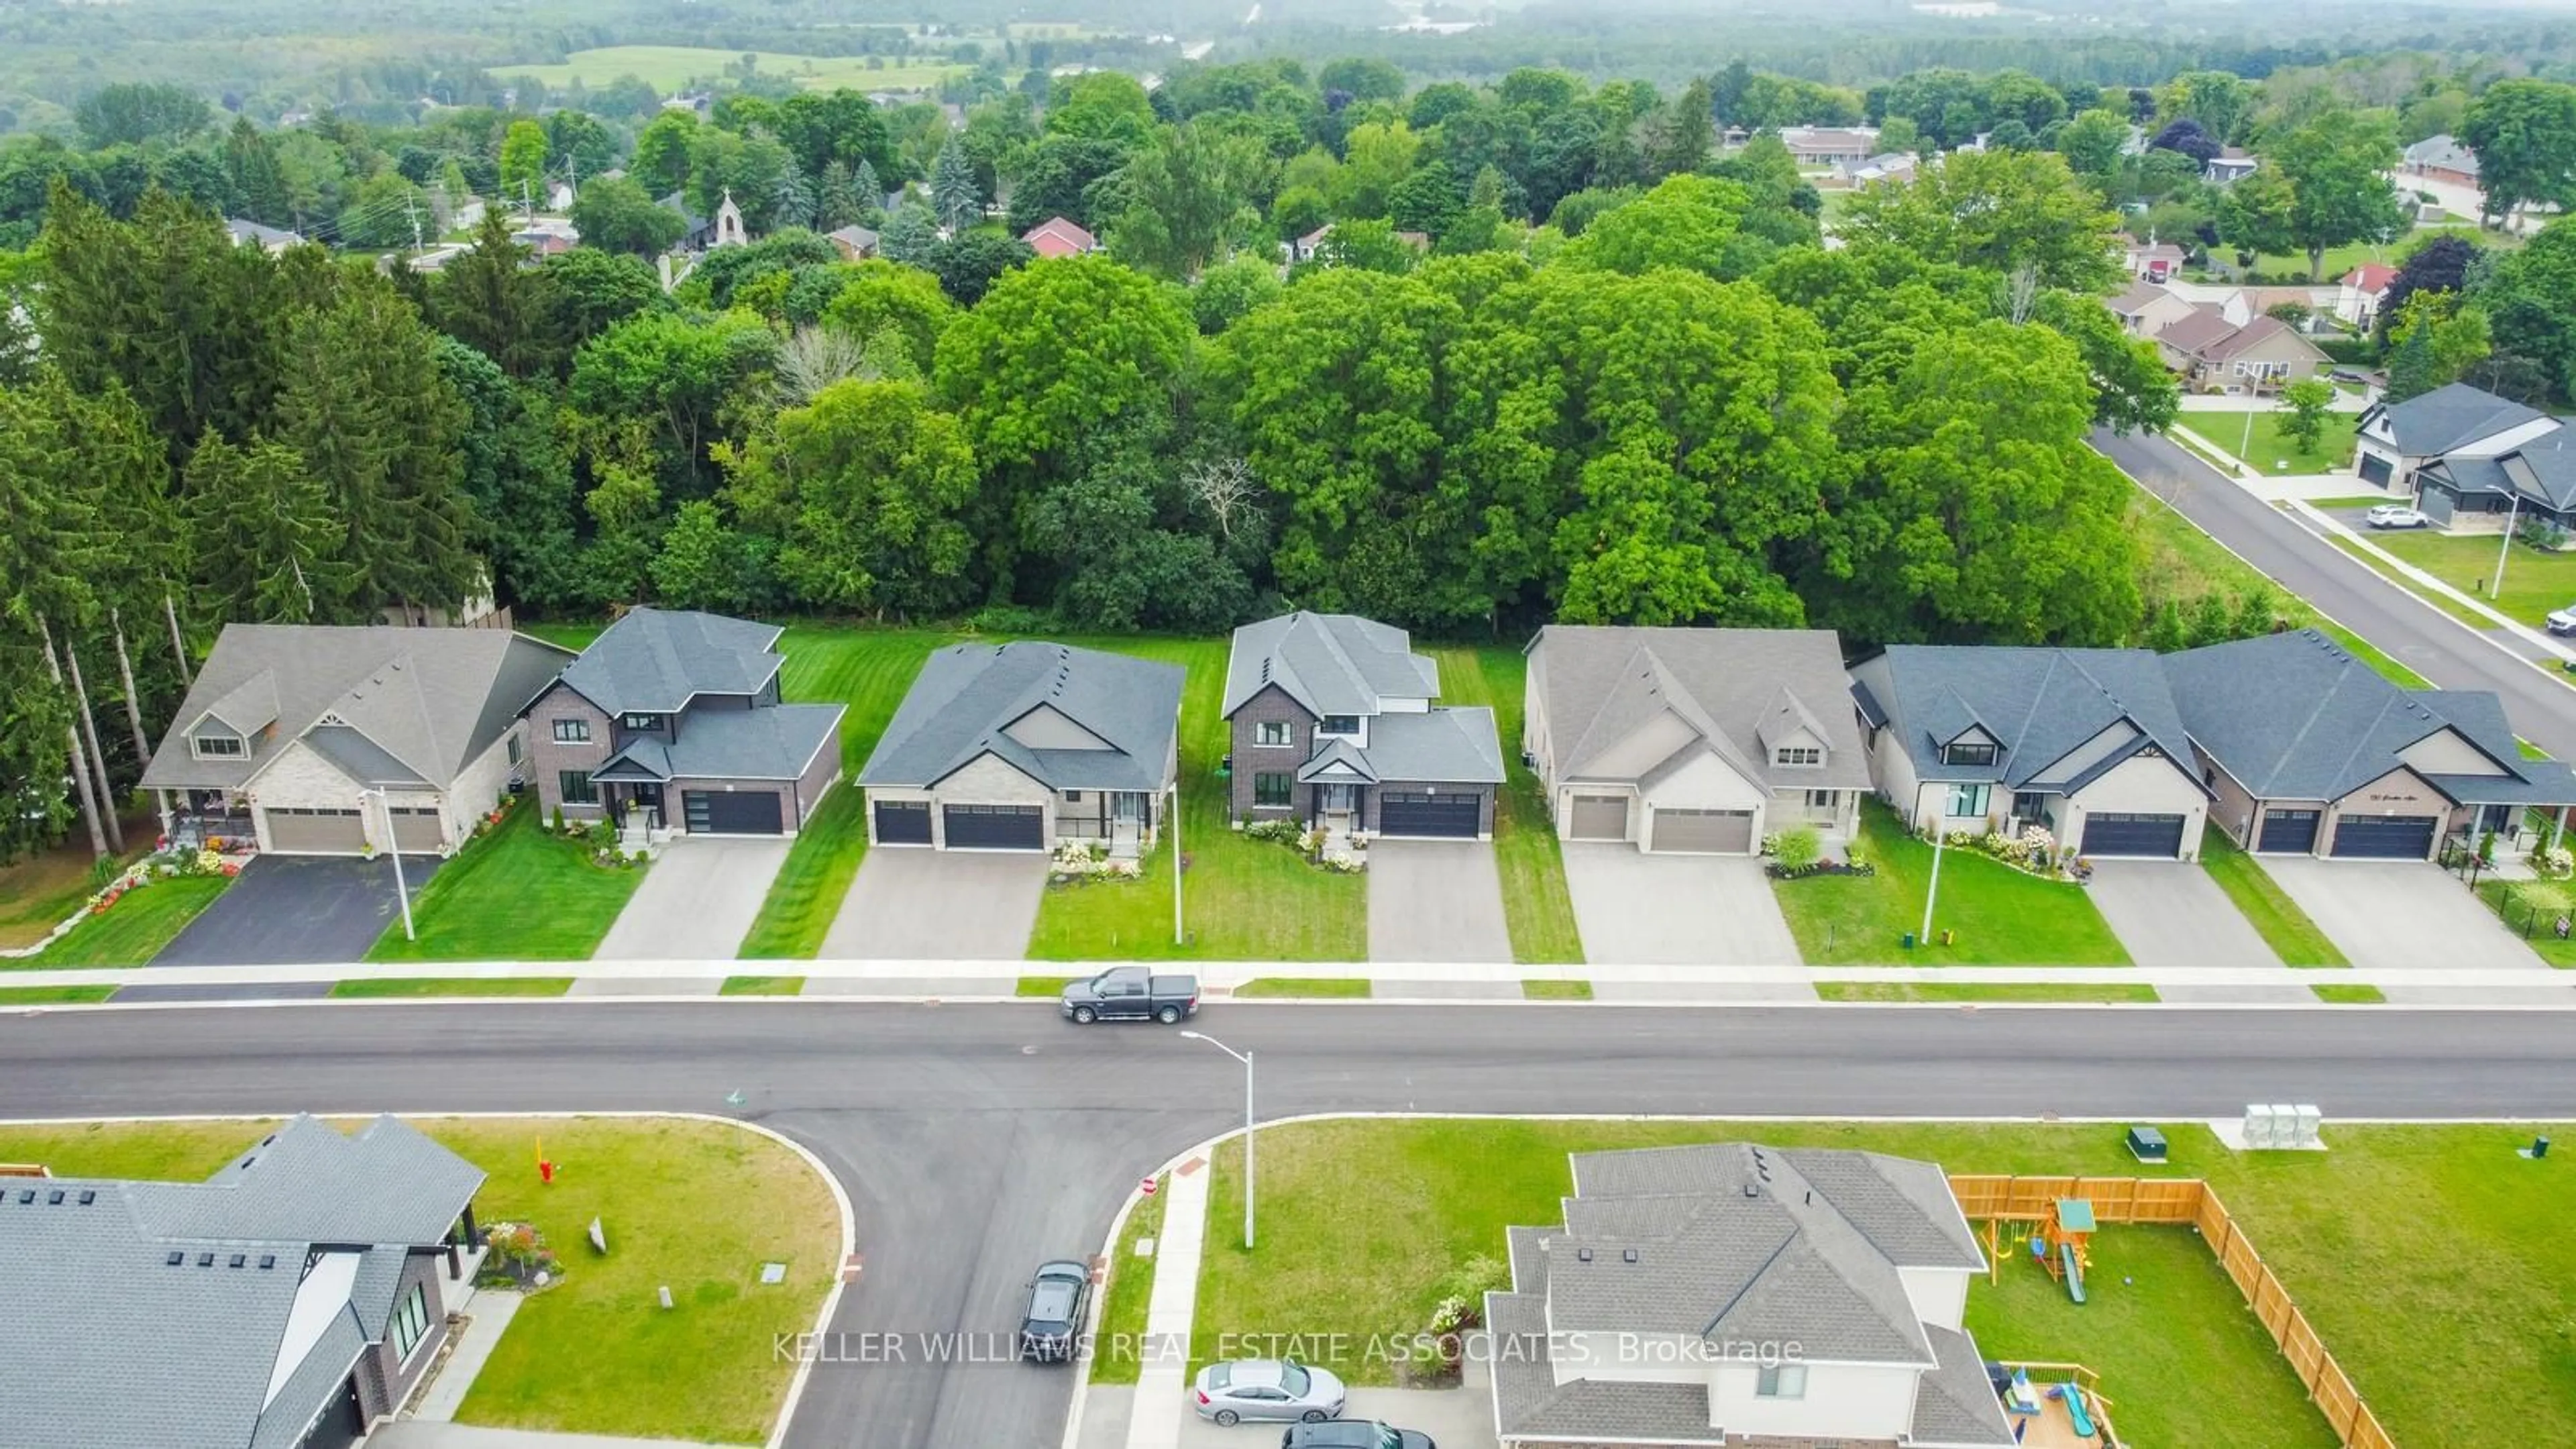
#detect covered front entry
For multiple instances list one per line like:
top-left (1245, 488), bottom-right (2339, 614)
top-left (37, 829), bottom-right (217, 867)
top-left (2331, 814), bottom-right (2439, 859)
top-left (942, 802), bottom-right (1044, 850)
top-left (264, 806), bottom-right (366, 854)
top-left (1648, 807), bottom-right (1754, 854)
top-left (1568, 794), bottom-right (1629, 841)
top-left (2081, 812), bottom-right (2187, 858)
top-left (2257, 808), bottom-right (2321, 853)
top-left (685, 789), bottom-right (784, 835)
top-left (1379, 790), bottom-right (1481, 838)
top-left (873, 799), bottom-right (932, 845)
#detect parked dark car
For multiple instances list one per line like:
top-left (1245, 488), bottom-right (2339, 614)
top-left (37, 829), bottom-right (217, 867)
top-left (1061, 967), bottom-right (1199, 1024)
top-left (1019, 1259), bottom-right (1090, 1362)
top-left (1281, 1422), bottom-right (1435, 1449)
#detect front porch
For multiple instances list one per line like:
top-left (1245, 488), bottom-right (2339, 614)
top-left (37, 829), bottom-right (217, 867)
top-left (160, 790), bottom-right (256, 851)
top-left (1055, 789), bottom-right (1162, 859)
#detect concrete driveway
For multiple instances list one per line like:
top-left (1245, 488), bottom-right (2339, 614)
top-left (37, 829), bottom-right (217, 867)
top-left (1368, 839), bottom-right (1511, 963)
top-left (152, 854), bottom-right (443, 965)
top-left (1560, 844), bottom-right (1801, 966)
top-left (822, 847), bottom-right (1045, 959)
top-left (594, 837), bottom-right (791, 961)
top-left (2261, 857), bottom-right (2547, 971)
top-left (2086, 861), bottom-right (2282, 968)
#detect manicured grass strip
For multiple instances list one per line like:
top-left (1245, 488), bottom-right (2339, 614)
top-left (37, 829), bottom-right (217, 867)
top-left (2306, 495), bottom-right (2399, 509)
top-left (1771, 799), bottom-right (2131, 965)
top-left (1521, 978), bottom-right (1593, 1000)
top-left (2325, 535), bottom-right (2495, 628)
top-left (1817, 981), bottom-right (2160, 1004)
top-left (1232, 977), bottom-right (1371, 998)
top-left (21, 875), bottom-right (231, 967)
top-left (0, 983), bottom-right (117, 1004)
top-left (1017, 975), bottom-right (1077, 997)
top-left (737, 786), bottom-right (869, 959)
top-left (720, 975), bottom-right (806, 996)
top-left (367, 808), bottom-right (642, 962)
top-left (2200, 833), bottom-right (2349, 967)
top-left (330, 977), bottom-right (575, 998)
top-left (2312, 983), bottom-right (2386, 1004)
top-left (0, 1117), bottom-right (840, 1445)
top-left (1430, 646), bottom-right (1585, 965)
top-left (1089, 1175), bottom-right (1167, 1386)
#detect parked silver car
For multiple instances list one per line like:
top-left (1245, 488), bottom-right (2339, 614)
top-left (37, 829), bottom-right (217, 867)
top-left (1191, 1358), bottom-right (1348, 1426)
top-left (2364, 504), bottom-right (2429, 529)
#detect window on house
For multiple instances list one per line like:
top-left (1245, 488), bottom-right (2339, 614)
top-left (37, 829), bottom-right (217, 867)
top-left (1772, 746), bottom-right (1822, 767)
top-left (1941, 741), bottom-right (1998, 767)
top-left (559, 770), bottom-right (597, 805)
top-left (621, 713), bottom-right (665, 732)
top-left (2012, 791), bottom-right (2049, 822)
top-left (1806, 789), bottom-right (1838, 810)
top-left (1063, 790), bottom-right (1085, 802)
top-left (552, 718), bottom-right (591, 744)
top-left (1253, 773), bottom-right (1293, 807)
top-left (1256, 720), bottom-right (1292, 747)
top-left (1318, 715), bottom-right (1360, 737)
top-left (506, 735), bottom-right (523, 765)
top-left (1755, 1363), bottom-right (1807, 1399)
top-left (390, 1282), bottom-right (431, 1359)
top-left (1947, 784), bottom-right (1990, 818)
top-left (193, 734), bottom-right (244, 758)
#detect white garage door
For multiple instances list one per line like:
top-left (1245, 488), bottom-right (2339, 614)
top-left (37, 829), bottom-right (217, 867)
top-left (1650, 808), bottom-right (1755, 855)
top-left (1568, 794), bottom-right (1629, 841)
top-left (265, 807), bottom-right (367, 854)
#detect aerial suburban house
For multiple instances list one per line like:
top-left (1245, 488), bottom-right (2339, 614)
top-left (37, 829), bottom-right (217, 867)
top-left (1523, 626), bottom-right (1867, 854)
top-left (1221, 611), bottom-right (1505, 839)
top-left (2203, 147), bottom-right (2259, 184)
top-left (2416, 424), bottom-right (2576, 533)
top-left (2218, 285), bottom-right (2336, 333)
top-left (224, 217), bottom-right (303, 253)
top-left (1833, 151), bottom-right (1918, 186)
top-left (2333, 262), bottom-right (2400, 329)
top-left (2115, 233), bottom-right (2188, 282)
top-left (2402, 133), bottom-right (2480, 187)
top-left (1848, 645), bottom-right (2213, 859)
top-left (2355, 380), bottom-right (2564, 502)
top-left (0, 1115), bottom-right (486, 1449)
top-left (2165, 629), bottom-right (2576, 859)
top-left (1776, 125), bottom-right (1882, 167)
top-left (139, 625), bottom-right (572, 855)
top-left (857, 641), bottom-right (1183, 852)
top-left (2152, 308), bottom-right (2330, 395)
top-left (825, 223), bottom-right (881, 261)
top-left (1020, 215), bottom-right (1099, 259)
top-left (522, 608), bottom-right (845, 838)
top-left (2106, 280), bottom-right (2200, 339)
top-left (1485, 1142), bottom-right (2011, 1449)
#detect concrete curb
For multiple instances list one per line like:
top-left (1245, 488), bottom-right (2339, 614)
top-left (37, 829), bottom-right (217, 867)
top-left (2289, 499), bottom-right (2576, 665)
top-left (7, 992), bottom-right (2573, 1012)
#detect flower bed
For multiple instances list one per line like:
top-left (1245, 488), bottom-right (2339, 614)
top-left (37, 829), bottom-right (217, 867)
top-left (476, 1220), bottom-right (566, 1293)
top-left (1049, 839), bottom-right (1141, 883)
top-left (1940, 824), bottom-right (2074, 880)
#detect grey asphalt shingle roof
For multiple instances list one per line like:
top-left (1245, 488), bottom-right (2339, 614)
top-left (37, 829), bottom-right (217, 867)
top-left (140, 627), bottom-right (573, 795)
top-left (1568, 1143), bottom-right (1986, 1269)
top-left (1485, 1291), bottom-right (1725, 1445)
top-left (2369, 382), bottom-right (2551, 458)
top-left (0, 1116), bottom-right (482, 1449)
top-left (1870, 645), bottom-right (2204, 793)
top-left (1534, 626), bottom-right (1870, 794)
top-left (1912, 1324), bottom-right (2018, 1447)
top-left (2502, 427), bottom-right (2576, 510)
top-left (2155, 306), bottom-right (2240, 357)
top-left (555, 608), bottom-right (785, 716)
top-left (1359, 708), bottom-right (1505, 784)
top-left (594, 702), bottom-right (845, 782)
top-left (859, 641), bottom-right (1183, 793)
top-left (2165, 629), bottom-right (2576, 805)
top-left (1221, 612), bottom-right (1438, 718)
top-left (2422, 453), bottom-right (2517, 500)
top-left (302, 724), bottom-right (427, 786)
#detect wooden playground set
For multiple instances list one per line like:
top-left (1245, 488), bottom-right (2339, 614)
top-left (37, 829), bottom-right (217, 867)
top-left (1983, 1195), bottom-right (2114, 1446)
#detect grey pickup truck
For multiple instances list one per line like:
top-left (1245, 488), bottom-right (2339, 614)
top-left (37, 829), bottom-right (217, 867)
top-left (1060, 967), bottom-right (1200, 1024)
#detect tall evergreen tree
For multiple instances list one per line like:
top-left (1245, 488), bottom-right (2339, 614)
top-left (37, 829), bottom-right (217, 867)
top-left (223, 116), bottom-right (291, 227)
top-left (773, 155), bottom-right (818, 231)
top-left (851, 159), bottom-right (884, 224)
top-left (429, 209), bottom-right (545, 376)
top-left (184, 433), bottom-right (351, 623)
top-left (932, 135), bottom-right (981, 234)
top-left (816, 160), bottom-right (860, 232)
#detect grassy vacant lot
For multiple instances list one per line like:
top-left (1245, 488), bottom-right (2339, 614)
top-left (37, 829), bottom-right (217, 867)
top-left (2201, 833), bottom-right (2347, 966)
top-left (1815, 981), bottom-right (2160, 1003)
top-left (0, 1116), bottom-right (840, 1445)
top-left (490, 46), bottom-right (966, 93)
top-left (328, 977), bottom-right (574, 998)
top-left (19, 874), bottom-right (231, 967)
top-left (2194, 407), bottom-right (2360, 474)
top-left (1772, 800), bottom-right (2130, 965)
top-left (2131, 487), bottom-right (2432, 688)
top-left (2373, 527), bottom-right (2576, 632)
top-left (1430, 645), bottom-right (1585, 964)
top-left (367, 807), bottom-right (642, 962)
top-left (1198, 1117), bottom-right (2576, 1446)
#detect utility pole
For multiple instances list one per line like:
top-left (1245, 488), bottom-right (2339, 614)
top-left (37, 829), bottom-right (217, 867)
top-left (521, 178), bottom-right (535, 226)
top-left (407, 201), bottom-right (423, 256)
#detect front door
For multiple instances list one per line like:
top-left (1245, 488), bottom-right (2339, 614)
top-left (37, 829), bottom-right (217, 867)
top-left (631, 782), bottom-right (664, 829)
top-left (1114, 791), bottom-right (1146, 824)
top-left (1319, 783), bottom-right (1358, 817)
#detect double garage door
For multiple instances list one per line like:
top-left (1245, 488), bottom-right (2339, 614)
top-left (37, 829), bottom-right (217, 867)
top-left (684, 790), bottom-right (784, 835)
top-left (2330, 813), bottom-right (2438, 859)
top-left (264, 807), bottom-right (366, 854)
top-left (942, 802), bottom-right (1044, 850)
top-left (1649, 808), bottom-right (1754, 855)
top-left (2082, 812), bottom-right (2188, 858)
top-left (1379, 791), bottom-right (1482, 838)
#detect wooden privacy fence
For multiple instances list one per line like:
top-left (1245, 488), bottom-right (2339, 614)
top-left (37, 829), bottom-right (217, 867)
top-left (1948, 1175), bottom-right (2396, 1449)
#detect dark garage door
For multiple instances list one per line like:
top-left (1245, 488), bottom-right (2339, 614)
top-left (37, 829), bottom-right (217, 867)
top-left (1379, 791), bottom-right (1482, 838)
top-left (685, 789), bottom-right (784, 835)
top-left (2357, 452), bottom-right (2394, 486)
top-left (943, 803), bottom-right (1044, 850)
top-left (2082, 812), bottom-right (2187, 857)
top-left (2331, 814), bottom-right (2438, 859)
top-left (873, 799), bottom-right (932, 845)
top-left (2258, 808), bottom-right (2322, 854)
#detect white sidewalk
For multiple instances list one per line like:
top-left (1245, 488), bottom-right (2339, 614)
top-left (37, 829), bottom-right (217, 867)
top-left (1126, 1155), bottom-right (1212, 1449)
top-left (2287, 500), bottom-right (2576, 665)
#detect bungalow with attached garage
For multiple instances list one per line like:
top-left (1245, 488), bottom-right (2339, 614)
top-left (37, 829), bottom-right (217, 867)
top-left (2165, 629), bottom-right (2576, 859)
top-left (2154, 309), bottom-right (2330, 395)
top-left (1848, 645), bottom-right (2213, 859)
top-left (1523, 626), bottom-right (1867, 854)
top-left (2353, 380), bottom-right (2559, 497)
top-left (858, 641), bottom-right (1183, 853)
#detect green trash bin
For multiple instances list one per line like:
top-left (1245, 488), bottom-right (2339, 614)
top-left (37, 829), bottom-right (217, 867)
top-left (1901, 931), bottom-right (1917, 949)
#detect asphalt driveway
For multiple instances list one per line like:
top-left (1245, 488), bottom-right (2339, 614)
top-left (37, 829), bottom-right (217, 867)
top-left (1368, 839), bottom-right (1512, 963)
top-left (822, 847), bottom-right (1045, 960)
top-left (1560, 843), bottom-right (1801, 965)
top-left (594, 837), bottom-right (792, 961)
top-left (151, 853), bottom-right (443, 965)
top-left (2261, 857), bottom-right (2547, 972)
top-left (2086, 861), bottom-right (2282, 968)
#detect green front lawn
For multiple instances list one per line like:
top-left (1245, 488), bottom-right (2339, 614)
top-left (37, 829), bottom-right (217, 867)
top-left (0, 1116), bottom-right (842, 1444)
top-left (2474, 879), bottom-right (2576, 967)
top-left (1197, 1117), bottom-right (2576, 1446)
top-left (2192, 407), bottom-right (2359, 475)
top-left (328, 977), bottom-right (576, 998)
top-left (0, 812), bottom-right (156, 949)
top-left (1772, 800), bottom-right (2130, 965)
top-left (20, 874), bottom-right (232, 967)
top-left (2201, 833), bottom-right (2348, 967)
top-left (2372, 528), bottom-right (2576, 633)
top-left (2326, 535), bottom-right (2495, 627)
top-left (366, 808), bottom-right (643, 962)
top-left (1431, 645), bottom-right (1585, 965)
top-left (1815, 981), bottom-right (2160, 1004)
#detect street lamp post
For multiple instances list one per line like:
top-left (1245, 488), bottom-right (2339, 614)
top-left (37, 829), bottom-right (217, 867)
top-left (1919, 822), bottom-right (1946, 949)
top-left (2494, 491), bottom-right (2524, 600)
top-left (1180, 1030), bottom-right (1254, 1250)
top-left (1170, 778), bottom-right (1185, 947)
top-left (358, 787), bottom-right (416, 942)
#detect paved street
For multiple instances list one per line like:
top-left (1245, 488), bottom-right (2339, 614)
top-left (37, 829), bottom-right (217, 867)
top-left (594, 837), bottom-right (790, 961)
top-left (2086, 860), bottom-right (2281, 968)
top-left (1560, 845), bottom-right (1800, 966)
top-left (2095, 429), bottom-right (2576, 759)
top-left (9, 1002), bottom-right (2571, 1449)
top-left (822, 848), bottom-right (1045, 959)
top-left (1367, 839), bottom-right (1511, 963)
top-left (153, 854), bottom-right (443, 965)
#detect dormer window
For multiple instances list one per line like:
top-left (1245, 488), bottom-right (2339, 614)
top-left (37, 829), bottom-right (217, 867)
top-left (1941, 741), bottom-right (1998, 767)
top-left (1772, 746), bottom-right (1821, 767)
top-left (1318, 715), bottom-right (1361, 737)
top-left (193, 733), bottom-right (244, 759)
top-left (622, 713), bottom-right (666, 732)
